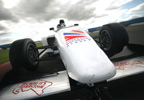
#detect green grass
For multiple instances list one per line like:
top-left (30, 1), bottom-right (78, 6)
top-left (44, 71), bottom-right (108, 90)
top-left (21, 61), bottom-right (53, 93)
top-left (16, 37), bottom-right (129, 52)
top-left (0, 49), bottom-right (9, 64)
top-left (36, 42), bottom-right (43, 47)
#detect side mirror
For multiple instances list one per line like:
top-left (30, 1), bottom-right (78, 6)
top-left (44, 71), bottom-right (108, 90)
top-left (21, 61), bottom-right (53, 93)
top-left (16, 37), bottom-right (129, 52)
top-left (49, 27), bottom-right (54, 31)
top-left (74, 24), bottom-right (79, 26)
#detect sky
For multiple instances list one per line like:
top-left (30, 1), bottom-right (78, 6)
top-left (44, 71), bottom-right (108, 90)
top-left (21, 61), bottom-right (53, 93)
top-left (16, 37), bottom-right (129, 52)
top-left (0, 0), bottom-right (144, 45)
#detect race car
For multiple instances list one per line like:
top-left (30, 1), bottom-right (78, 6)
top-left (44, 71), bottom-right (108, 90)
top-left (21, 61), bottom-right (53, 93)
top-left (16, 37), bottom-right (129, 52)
top-left (9, 20), bottom-right (129, 83)
top-left (9, 20), bottom-right (128, 69)
top-left (0, 20), bottom-right (130, 100)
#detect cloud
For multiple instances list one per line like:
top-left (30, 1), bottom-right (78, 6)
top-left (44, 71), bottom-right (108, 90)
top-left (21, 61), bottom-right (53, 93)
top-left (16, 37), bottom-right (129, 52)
top-left (0, 0), bottom-right (18, 22)
top-left (119, 14), bottom-right (144, 22)
top-left (0, 24), bottom-right (6, 30)
top-left (11, 0), bottom-right (135, 23)
top-left (0, 23), bottom-right (11, 35)
top-left (12, 0), bottom-right (58, 22)
top-left (121, 3), bottom-right (144, 21)
top-left (0, 36), bottom-right (16, 44)
top-left (106, 0), bottom-right (132, 10)
top-left (127, 3), bottom-right (144, 14)
top-left (64, 0), bottom-right (97, 20)
top-left (0, 31), bottom-right (10, 35)
top-left (12, 0), bottom-right (99, 22)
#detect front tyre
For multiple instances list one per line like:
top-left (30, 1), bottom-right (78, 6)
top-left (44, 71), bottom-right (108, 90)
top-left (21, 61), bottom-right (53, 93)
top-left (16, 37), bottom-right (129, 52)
top-left (9, 38), bottom-right (39, 71)
top-left (99, 23), bottom-right (129, 57)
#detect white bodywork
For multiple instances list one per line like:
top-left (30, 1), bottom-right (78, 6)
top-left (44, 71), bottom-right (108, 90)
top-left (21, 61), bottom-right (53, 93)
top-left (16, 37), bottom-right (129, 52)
top-left (42, 26), bottom-right (116, 83)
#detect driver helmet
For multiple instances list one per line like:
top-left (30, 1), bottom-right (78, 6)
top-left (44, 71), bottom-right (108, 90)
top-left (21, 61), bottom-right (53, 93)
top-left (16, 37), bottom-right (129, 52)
top-left (59, 19), bottom-right (66, 28)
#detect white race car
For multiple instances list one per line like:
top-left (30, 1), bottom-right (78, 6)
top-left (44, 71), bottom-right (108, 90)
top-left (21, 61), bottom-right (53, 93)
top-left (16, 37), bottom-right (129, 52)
top-left (9, 20), bottom-right (129, 83)
top-left (1, 20), bottom-right (130, 100)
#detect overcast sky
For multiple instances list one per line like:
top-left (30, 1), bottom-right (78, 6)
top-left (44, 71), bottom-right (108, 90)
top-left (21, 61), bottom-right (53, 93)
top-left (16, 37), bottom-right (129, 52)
top-left (0, 0), bottom-right (144, 45)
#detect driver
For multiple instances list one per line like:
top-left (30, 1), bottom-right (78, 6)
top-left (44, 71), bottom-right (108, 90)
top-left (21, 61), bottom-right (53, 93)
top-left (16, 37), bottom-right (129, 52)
top-left (57, 19), bottom-right (66, 30)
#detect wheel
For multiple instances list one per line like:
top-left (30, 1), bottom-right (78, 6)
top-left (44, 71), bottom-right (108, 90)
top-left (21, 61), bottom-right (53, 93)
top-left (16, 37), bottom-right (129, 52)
top-left (99, 23), bottom-right (129, 57)
top-left (9, 38), bottom-right (39, 71)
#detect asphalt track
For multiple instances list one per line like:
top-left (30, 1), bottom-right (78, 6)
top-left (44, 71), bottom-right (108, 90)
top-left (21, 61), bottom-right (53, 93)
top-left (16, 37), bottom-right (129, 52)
top-left (126, 25), bottom-right (144, 44)
top-left (1, 24), bottom-right (144, 100)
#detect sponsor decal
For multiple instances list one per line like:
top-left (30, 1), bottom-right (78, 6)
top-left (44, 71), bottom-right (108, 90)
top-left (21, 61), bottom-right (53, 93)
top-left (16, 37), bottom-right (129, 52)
top-left (12, 79), bottom-right (53, 96)
top-left (114, 60), bottom-right (144, 70)
top-left (64, 30), bottom-right (91, 47)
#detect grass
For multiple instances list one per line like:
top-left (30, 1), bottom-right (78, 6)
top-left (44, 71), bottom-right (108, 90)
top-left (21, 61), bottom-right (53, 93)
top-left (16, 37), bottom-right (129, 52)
top-left (0, 49), bottom-right (9, 64)
top-left (0, 42), bottom-right (43, 64)
top-left (36, 42), bottom-right (43, 47)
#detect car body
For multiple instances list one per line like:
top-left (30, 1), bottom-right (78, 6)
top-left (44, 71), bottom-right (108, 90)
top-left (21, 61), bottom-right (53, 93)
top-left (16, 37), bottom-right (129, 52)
top-left (42, 25), bottom-right (116, 84)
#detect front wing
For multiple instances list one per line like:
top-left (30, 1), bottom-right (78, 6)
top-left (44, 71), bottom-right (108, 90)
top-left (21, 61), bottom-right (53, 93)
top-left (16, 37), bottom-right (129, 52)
top-left (1, 55), bottom-right (144, 99)
top-left (109, 55), bottom-right (144, 81)
top-left (0, 71), bottom-right (70, 100)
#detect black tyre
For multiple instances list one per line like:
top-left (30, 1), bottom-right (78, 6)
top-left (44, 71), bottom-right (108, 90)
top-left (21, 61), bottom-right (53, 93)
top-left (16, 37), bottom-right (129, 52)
top-left (9, 38), bottom-right (39, 71)
top-left (99, 23), bottom-right (129, 57)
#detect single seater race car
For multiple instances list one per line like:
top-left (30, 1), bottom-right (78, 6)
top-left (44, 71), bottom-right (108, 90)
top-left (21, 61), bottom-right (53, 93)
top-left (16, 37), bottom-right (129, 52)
top-left (9, 20), bottom-right (129, 74)
top-left (1, 20), bottom-right (130, 100)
